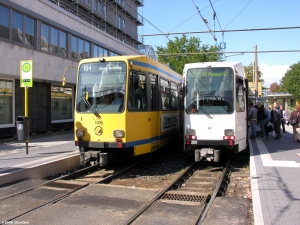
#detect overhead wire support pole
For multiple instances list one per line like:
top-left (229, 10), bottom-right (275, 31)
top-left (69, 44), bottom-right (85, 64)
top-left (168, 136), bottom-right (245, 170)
top-left (255, 45), bottom-right (258, 99)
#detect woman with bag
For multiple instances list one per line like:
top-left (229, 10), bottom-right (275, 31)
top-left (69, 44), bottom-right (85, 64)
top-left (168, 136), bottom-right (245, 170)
top-left (287, 105), bottom-right (300, 142)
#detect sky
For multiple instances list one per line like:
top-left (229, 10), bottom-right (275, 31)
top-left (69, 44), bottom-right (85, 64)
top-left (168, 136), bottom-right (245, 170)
top-left (138, 0), bottom-right (300, 88)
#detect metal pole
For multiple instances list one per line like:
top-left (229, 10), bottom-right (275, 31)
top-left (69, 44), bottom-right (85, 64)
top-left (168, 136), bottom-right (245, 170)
top-left (25, 86), bottom-right (29, 155)
top-left (255, 45), bottom-right (258, 99)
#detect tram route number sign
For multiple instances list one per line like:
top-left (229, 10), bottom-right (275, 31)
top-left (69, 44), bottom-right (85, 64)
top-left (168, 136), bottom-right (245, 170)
top-left (20, 60), bottom-right (33, 87)
top-left (219, 42), bottom-right (226, 50)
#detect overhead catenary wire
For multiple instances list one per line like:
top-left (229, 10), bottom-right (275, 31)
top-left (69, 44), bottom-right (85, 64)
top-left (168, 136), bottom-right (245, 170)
top-left (224, 0), bottom-right (253, 30)
top-left (191, 0), bottom-right (218, 43)
top-left (146, 49), bottom-right (300, 57)
top-left (141, 26), bottom-right (300, 36)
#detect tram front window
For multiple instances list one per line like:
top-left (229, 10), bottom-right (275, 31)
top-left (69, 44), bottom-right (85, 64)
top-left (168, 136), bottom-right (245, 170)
top-left (186, 67), bottom-right (234, 114)
top-left (76, 61), bottom-right (127, 113)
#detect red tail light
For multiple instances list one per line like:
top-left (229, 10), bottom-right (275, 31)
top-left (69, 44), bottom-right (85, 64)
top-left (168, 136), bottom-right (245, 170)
top-left (223, 136), bottom-right (235, 140)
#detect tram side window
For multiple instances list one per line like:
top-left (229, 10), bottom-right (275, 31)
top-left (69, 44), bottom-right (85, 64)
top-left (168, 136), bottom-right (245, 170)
top-left (160, 79), bottom-right (170, 110)
top-left (236, 77), bottom-right (245, 112)
top-left (151, 76), bottom-right (157, 111)
top-left (170, 82), bottom-right (178, 110)
top-left (128, 72), bottom-right (147, 110)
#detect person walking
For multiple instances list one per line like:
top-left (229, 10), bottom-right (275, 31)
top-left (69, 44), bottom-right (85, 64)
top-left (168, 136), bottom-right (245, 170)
top-left (248, 103), bottom-right (258, 140)
top-left (287, 105), bottom-right (300, 142)
top-left (257, 103), bottom-right (267, 139)
top-left (280, 105), bottom-right (286, 136)
top-left (271, 102), bottom-right (283, 140)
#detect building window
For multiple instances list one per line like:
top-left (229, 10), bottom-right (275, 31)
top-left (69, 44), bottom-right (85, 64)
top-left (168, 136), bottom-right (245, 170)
top-left (103, 48), bottom-right (108, 56)
top-left (0, 79), bottom-right (14, 126)
top-left (41, 23), bottom-right (49, 51)
top-left (59, 4), bottom-right (66, 10)
top-left (25, 17), bottom-right (35, 47)
top-left (118, 16), bottom-right (122, 29)
top-left (49, 0), bottom-right (58, 5)
top-left (51, 86), bottom-right (73, 121)
top-left (103, 4), bottom-right (107, 16)
top-left (122, 18), bottom-right (125, 29)
top-left (97, 0), bottom-right (102, 12)
top-left (60, 31), bottom-right (67, 57)
top-left (50, 26), bottom-right (58, 53)
top-left (0, 5), bottom-right (9, 39)
top-left (93, 44), bottom-right (104, 57)
top-left (69, 9), bottom-right (75, 15)
top-left (12, 11), bottom-right (23, 43)
top-left (71, 35), bottom-right (90, 60)
top-left (41, 23), bottom-right (67, 57)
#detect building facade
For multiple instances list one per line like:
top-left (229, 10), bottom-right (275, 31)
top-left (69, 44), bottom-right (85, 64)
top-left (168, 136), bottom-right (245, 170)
top-left (0, 0), bottom-right (144, 138)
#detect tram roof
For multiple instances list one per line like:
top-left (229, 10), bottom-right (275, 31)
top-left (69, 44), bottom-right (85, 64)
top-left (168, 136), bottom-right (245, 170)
top-left (184, 61), bottom-right (243, 69)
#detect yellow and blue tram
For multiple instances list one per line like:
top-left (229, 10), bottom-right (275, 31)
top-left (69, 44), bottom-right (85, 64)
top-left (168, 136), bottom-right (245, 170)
top-left (74, 55), bottom-right (183, 166)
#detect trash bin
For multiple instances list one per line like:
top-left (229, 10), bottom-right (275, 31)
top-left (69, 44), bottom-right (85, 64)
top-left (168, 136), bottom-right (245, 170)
top-left (16, 116), bottom-right (30, 141)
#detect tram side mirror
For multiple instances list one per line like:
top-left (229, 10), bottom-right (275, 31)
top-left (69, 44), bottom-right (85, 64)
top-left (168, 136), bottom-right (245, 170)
top-left (179, 83), bottom-right (185, 95)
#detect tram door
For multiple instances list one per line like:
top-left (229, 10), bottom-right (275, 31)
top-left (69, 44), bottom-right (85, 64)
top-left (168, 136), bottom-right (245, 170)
top-left (127, 71), bottom-right (152, 155)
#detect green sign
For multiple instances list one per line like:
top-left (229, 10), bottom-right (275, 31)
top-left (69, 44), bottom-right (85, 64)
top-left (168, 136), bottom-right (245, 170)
top-left (20, 60), bottom-right (33, 87)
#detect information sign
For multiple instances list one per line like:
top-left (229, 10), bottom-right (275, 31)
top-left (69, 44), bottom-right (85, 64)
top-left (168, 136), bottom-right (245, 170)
top-left (20, 60), bottom-right (33, 87)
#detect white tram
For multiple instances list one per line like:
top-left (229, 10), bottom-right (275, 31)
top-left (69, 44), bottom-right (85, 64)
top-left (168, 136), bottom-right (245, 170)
top-left (182, 62), bottom-right (248, 162)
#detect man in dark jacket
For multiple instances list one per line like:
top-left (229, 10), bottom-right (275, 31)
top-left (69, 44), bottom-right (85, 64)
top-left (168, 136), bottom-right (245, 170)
top-left (271, 102), bottom-right (283, 139)
top-left (257, 103), bottom-right (267, 139)
top-left (248, 103), bottom-right (258, 140)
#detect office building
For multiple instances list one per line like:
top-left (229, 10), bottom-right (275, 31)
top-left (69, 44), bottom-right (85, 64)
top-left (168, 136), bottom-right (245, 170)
top-left (0, 0), bottom-right (144, 138)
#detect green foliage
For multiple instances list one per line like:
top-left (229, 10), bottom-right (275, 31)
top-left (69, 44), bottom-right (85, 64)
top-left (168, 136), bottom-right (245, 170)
top-left (281, 62), bottom-right (300, 98)
top-left (156, 34), bottom-right (223, 74)
top-left (244, 62), bottom-right (264, 84)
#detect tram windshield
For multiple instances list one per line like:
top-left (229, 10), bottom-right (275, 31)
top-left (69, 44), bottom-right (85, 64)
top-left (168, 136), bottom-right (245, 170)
top-left (76, 61), bottom-right (127, 113)
top-left (186, 67), bottom-right (234, 115)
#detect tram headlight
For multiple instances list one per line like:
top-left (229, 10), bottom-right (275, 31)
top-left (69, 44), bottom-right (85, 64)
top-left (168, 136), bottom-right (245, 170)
top-left (76, 128), bottom-right (85, 138)
top-left (114, 130), bottom-right (125, 138)
top-left (186, 128), bottom-right (196, 136)
top-left (224, 129), bottom-right (234, 136)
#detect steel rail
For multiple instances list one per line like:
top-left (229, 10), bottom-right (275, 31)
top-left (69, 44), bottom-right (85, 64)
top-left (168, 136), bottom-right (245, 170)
top-left (2, 158), bottom-right (147, 223)
top-left (196, 154), bottom-right (232, 225)
top-left (119, 162), bottom-right (195, 225)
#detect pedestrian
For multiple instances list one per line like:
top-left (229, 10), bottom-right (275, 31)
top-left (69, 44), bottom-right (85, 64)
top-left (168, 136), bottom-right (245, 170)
top-left (271, 102), bottom-right (283, 140)
top-left (287, 105), bottom-right (300, 142)
top-left (280, 105), bottom-right (286, 136)
top-left (257, 103), bottom-right (267, 139)
top-left (264, 106), bottom-right (271, 137)
top-left (248, 103), bottom-right (258, 140)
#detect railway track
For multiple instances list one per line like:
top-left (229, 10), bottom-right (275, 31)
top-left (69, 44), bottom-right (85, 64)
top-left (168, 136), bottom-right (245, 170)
top-left (0, 158), bottom-right (147, 224)
top-left (0, 147), bottom-right (234, 225)
top-left (117, 155), bottom-right (232, 225)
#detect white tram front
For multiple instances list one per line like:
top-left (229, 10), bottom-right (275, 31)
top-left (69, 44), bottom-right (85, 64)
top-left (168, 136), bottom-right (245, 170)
top-left (183, 62), bottom-right (248, 162)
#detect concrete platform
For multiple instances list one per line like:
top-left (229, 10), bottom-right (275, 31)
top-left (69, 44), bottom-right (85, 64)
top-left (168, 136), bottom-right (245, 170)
top-left (0, 132), bottom-right (80, 186)
top-left (250, 123), bottom-right (300, 225)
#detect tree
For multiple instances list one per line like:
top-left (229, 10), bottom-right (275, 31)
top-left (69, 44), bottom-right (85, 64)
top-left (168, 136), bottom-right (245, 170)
top-left (156, 34), bottom-right (223, 74)
top-left (269, 82), bottom-right (280, 92)
top-left (243, 62), bottom-right (264, 84)
top-left (281, 62), bottom-right (300, 98)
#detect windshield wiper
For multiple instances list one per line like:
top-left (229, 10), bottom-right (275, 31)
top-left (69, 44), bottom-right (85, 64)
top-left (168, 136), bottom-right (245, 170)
top-left (189, 99), bottom-right (213, 119)
top-left (81, 95), bottom-right (101, 119)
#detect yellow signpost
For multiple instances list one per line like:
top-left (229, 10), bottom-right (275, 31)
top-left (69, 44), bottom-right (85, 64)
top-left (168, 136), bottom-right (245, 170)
top-left (20, 60), bottom-right (33, 154)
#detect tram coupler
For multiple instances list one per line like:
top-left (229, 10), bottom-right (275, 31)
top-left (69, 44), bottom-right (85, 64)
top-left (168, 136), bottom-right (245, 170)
top-left (195, 148), bottom-right (220, 162)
